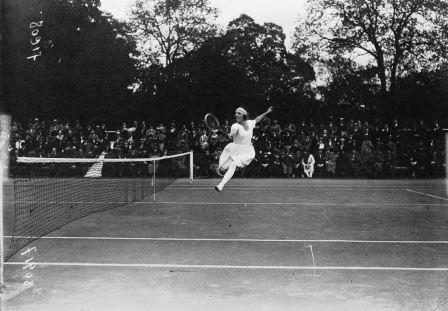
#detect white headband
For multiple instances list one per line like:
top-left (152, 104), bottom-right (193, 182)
top-left (236, 107), bottom-right (248, 115)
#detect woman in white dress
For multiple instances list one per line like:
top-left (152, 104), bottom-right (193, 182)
top-left (302, 151), bottom-right (315, 178)
top-left (215, 106), bottom-right (273, 192)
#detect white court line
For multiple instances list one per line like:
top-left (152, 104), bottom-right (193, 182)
top-left (6, 201), bottom-right (448, 206)
top-left (406, 189), bottom-right (448, 201)
top-left (4, 236), bottom-right (448, 244)
top-left (168, 187), bottom-right (446, 191)
top-left (141, 201), bottom-right (448, 206)
top-left (3, 262), bottom-right (448, 271)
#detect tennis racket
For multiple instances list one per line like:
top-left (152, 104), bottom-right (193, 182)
top-left (204, 113), bottom-right (226, 134)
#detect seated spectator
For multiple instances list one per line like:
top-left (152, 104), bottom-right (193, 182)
top-left (316, 137), bottom-right (325, 152)
top-left (7, 116), bottom-right (446, 179)
top-left (302, 150), bottom-right (315, 178)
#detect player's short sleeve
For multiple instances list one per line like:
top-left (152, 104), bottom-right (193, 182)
top-left (248, 120), bottom-right (256, 129)
top-left (229, 123), bottom-right (239, 137)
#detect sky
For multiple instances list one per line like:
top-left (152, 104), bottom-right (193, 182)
top-left (100, 0), bottom-right (307, 47)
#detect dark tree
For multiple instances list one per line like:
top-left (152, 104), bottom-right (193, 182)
top-left (136, 14), bottom-right (315, 123)
top-left (3, 0), bottom-right (138, 122)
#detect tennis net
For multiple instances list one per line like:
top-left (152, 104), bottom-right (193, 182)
top-left (5, 151), bottom-right (193, 261)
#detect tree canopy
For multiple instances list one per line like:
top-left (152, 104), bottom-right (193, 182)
top-left (293, 0), bottom-right (448, 115)
top-left (129, 0), bottom-right (218, 67)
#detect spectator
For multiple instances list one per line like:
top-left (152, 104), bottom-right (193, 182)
top-left (8, 116), bottom-right (446, 179)
top-left (302, 150), bottom-right (315, 178)
top-left (360, 135), bottom-right (374, 177)
top-left (315, 149), bottom-right (326, 177)
top-left (373, 147), bottom-right (384, 178)
top-left (325, 148), bottom-right (337, 177)
top-left (280, 145), bottom-right (294, 178)
top-left (199, 129), bottom-right (209, 151)
top-left (348, 149), bottom-right (360, 177)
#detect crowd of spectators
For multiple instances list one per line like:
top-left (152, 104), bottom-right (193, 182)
top-left (8, 116), bottom-right (446, 179)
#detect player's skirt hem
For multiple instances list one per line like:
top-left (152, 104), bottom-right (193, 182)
top-left (219, 142), bottom-right (255, 168)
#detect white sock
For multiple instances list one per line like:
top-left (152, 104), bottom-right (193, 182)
top-left (218, 161), bottom-right (237, 189)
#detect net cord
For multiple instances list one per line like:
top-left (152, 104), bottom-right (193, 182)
top-left (14, 151), bottom-right (194, 203)
top-left (16, 151), bottom-right (193, 164)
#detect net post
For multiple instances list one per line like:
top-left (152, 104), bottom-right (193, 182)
top-left (0, 114), bottom-right (10, 292)
top-left (189, 151), bottom-right (193, 183)
top-left (153, 159), bottom-right (156, 201)
top-left (0, 159), bottom-right (4, 290)
top-left (444, 129), bottom-right (448, 180)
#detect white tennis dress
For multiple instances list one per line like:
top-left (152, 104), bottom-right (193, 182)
top-left (219, 120), bottom-right (256, 168)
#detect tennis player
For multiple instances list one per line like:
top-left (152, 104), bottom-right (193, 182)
top-left (215, 106), bottom-right (273, 192)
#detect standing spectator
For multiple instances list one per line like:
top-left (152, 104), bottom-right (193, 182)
top-left (432, 121), bottom-right (443, 140)
top-left (177, 125), bottom-right (189, 150)
top-left (373, 147), bottom-right (385, 178)
top-left (409, 149), bottom-right (418, 178)
top-left (336, 138), bottom-right (348, 177)
top-left (325, 148), bottom-right (337, 177)
top-left (259, 150), bottom-right (272, 177)
top-left (293, 150), bottom-right (303, 178)
top-left (348, 149), bottom-right (360, 177)
top-left (315, 149), bottom-right (326, 177)
top-left (391, 118), bottom-right (401, 142)
top-left (199, 129), bottom-right (209, 151)
top-left (280, 145), bottom-right (294, 178)
top-left (209, 132), bottom-right (219, 154)
top-left (383, 149), bottom-right (396, 177)
top-left (360, 135), bottom-right (374, 177)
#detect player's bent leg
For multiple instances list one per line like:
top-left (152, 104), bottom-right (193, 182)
top-left (217, 157), bottom-right (233, 176)
top-left (215, 161), bottom-right (237, 192)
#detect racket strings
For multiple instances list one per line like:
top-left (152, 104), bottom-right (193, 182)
top-left (205, 114), bottom-right (221, 132)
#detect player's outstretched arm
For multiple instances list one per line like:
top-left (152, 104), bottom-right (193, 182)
top-left (255, 106), bottom-right (274, 124)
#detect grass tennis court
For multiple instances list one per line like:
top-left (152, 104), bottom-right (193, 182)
top-left (2, 178), bottom-right (448, 311)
